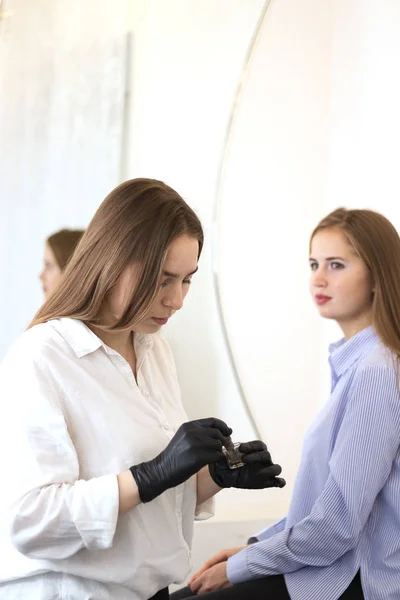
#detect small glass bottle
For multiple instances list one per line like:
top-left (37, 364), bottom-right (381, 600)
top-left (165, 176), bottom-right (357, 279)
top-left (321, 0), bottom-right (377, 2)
top-left (222, 438), bottom-right (244, 469)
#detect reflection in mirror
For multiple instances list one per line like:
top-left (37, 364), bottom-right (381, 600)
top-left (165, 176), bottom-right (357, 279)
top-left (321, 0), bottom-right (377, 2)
top-left (211, 0), bottom-right (272, 441)
top-left (0, 0), bottom-right (127, 358)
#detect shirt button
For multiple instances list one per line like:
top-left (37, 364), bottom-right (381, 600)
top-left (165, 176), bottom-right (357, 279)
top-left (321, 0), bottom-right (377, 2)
top-left (142, 390), bottom-right (150, 397)
top-left (162, 424), bottom-right (170, 431)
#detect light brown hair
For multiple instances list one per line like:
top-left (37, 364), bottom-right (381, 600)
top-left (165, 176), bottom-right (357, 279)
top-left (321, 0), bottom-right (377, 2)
top-left (310, 207), bottom-right (400, 361)
top-left (47, 229), bottom-right (85, 270)
top-left (31, 178), bottom-right (203, 331)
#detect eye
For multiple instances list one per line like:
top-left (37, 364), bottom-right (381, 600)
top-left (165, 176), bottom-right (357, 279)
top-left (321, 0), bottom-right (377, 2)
top-left (44, 261), bottom-right (56, 270)
top-left (161, 276), bottom-right (193, 288)
top-left (309, 261), bottom-right (318, 271)
top-left (331, 262), bottom-right (344, 270)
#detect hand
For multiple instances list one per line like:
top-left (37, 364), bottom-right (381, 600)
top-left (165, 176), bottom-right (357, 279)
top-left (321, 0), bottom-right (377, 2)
top-left (130, 418), bottom-right (232, 502)
top-left (189, 546), bottom-right (248, 587)
top-left (190, 562), bottom-right (231, 594)
top-left (209, 440), bottom-right (286, 489)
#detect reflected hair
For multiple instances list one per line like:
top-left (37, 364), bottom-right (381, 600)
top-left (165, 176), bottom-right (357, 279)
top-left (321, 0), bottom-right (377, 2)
top-left (310, 207), bottom-right (400, 361)
top-left (30, 178), bottom-right (203, 331)
top-left (47, 228), bottom-right (85, 271)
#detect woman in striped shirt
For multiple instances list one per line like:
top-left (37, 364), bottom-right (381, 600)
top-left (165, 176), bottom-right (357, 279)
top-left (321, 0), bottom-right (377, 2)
top-left (172, 207), bottom-right (400, 600)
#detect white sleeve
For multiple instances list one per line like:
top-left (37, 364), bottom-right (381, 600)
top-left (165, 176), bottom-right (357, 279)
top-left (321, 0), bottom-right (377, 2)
top-left (0, 349), bottom-right (120, 560)
top-left (195, 497), bottom-right (215, 521)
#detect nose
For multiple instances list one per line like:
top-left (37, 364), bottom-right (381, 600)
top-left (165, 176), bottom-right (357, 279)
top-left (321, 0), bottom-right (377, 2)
top-left (311, 267), bottom-right (327, 288)
top-left (39, 269), bottom-right (45, 282)
top-left (163, 285), bottom-right (184, 311)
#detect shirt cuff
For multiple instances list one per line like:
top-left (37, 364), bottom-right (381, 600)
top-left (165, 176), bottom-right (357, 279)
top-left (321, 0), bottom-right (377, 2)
top-left (72, 474), bottom-right (120, 549)
top-left (227, 547), bottom-right (252, 584)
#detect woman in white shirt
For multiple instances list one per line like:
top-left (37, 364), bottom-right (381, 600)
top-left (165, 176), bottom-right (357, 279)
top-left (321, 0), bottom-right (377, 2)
top-left (0, 178), bottom-right (285, 600)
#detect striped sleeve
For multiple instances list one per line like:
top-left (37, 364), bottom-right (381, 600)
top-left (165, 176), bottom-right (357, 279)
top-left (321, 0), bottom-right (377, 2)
top-left (248, 517), bottom-right (287, 544)
top-left (228, 365), bottom-right (400, 583)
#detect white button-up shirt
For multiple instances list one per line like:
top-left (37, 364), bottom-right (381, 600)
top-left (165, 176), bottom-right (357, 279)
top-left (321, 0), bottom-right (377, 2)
top-left (0, 318), bottom-right (213, 599)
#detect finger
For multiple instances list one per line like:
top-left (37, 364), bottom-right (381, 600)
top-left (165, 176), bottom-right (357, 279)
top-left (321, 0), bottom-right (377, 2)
top-left (201, 428), bottom-right (231, 450)
top-left (261, 463), bottom-right (282, 477)
top-left (189, 573), bottom-right (204, 593)
top-left (190, 564), bottom-right (209, 578)
top-left (251, 465), bottom-right (283, 482)
top-left (195, 417), bottom-right (233, 437)
top-left (202, 427), bottom-right (241, 449)
top-left (238, 440), bottom-right (267, 453)
top-left (274, 477), bottom-right (286, 488)
top-left (188, 568), bottom-right (207, 591)
top-left (188, 565), bottom-right (209, 586)
top-left (241, 450), bottom-right (272, 465)
top-left (197, 578), bottom-right (215, 595)
top-left (201, 432), bottom-right (225, 449)
top-left (201, 550), bottom-right (228, 569)
top-left (222, 434), bottom-right (234, 447)
top-left (188, 572), bottom-right (201, 587)
top-left (189, 548), bottom-right (234, 586)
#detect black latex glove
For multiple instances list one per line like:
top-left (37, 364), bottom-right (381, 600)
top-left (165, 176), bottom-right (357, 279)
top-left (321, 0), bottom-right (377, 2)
top-left (209, 440), bottom-right (286, 489)
top-left (130, 417), bottom-right (232, 502)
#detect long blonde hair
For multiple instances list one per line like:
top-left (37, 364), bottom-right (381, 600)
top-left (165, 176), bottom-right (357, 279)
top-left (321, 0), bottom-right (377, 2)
top-left (30, 178), bottom-right (203, 331)
top-left (310, 207), bottom-right (400, 360)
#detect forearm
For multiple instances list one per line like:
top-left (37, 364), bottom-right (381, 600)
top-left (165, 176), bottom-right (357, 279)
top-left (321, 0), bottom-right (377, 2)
top-left (228, 473), bottom-right (367, 584)
top-left (10, 474), bottom-right (120, 560)
top-left (197, 466), bottom-right (221, 505)
top-left (117, 470), bottom-right (142, 513)
top-left (228, 464), bottom-right (389, 584)
top-left (248, 517), bottom-right (287, 543)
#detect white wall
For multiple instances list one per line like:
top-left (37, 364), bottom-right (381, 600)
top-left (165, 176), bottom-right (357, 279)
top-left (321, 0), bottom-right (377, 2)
top-left (328, 0), bottom-right (400, 222)
top-left (320, 0), bottom-right (400, 354)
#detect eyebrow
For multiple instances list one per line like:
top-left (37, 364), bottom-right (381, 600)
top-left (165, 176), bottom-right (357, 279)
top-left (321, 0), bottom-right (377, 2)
top-left (309, 256), bottom-right (346, 262)
top-left (162, 267), bottom-right (199, 278)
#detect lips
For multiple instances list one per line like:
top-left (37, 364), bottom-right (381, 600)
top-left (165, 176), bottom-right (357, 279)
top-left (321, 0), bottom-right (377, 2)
top-left (315, 294), bottom-right (331, 306)
top-left (152, 317), bottom-right (169, 325)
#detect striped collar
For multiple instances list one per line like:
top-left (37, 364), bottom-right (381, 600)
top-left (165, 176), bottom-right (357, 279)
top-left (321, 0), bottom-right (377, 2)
top-left (328, 325), bottom-right (379, 378)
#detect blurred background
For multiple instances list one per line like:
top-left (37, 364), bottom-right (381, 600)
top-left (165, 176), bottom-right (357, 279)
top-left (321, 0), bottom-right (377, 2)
top-left (1, 0), bottom-right (400, 582)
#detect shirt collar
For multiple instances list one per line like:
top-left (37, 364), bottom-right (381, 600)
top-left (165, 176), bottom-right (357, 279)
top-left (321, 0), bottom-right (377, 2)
top-left (328, 325), bottom-right (378, 378)
top-left (50, 318), bottom-right (154, 359)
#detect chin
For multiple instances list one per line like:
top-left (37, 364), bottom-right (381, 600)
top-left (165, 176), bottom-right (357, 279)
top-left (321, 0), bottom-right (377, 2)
top-left (321, 315), bottom-right (338, 321)
top-left (134, 322), bottom-right (162, 334)
top-left (317, 307), bottom-right (337, 320)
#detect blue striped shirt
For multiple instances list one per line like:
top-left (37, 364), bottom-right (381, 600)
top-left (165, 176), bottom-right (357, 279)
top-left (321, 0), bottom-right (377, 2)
top-left (227, 326), bottom-right (400, 600)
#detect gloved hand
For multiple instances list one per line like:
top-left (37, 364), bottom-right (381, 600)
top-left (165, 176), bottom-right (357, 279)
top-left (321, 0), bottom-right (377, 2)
top-left (209, 440), bottom-right (286, 489)
top-left (130, 417), bottom-right (232, 502)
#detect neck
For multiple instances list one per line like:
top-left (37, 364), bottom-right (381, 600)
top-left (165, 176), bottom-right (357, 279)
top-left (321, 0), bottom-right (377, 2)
top-left (338, 313), bottom-right (373, 341)
top-left (90, 324), bottom-right (134, 356)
